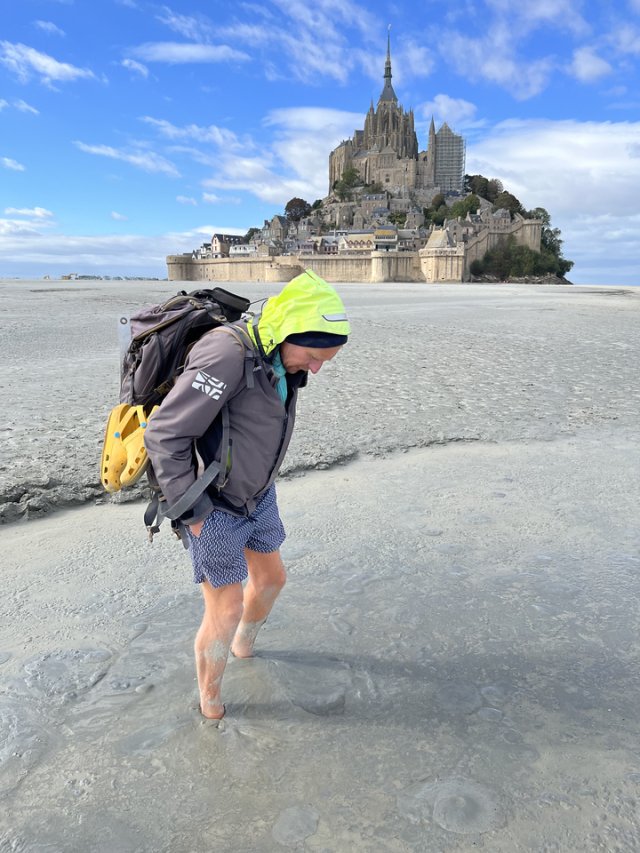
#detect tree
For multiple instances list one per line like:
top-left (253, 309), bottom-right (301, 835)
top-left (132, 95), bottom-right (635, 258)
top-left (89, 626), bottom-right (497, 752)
top-left (341, 167), bottom-right (361, 187)
top-left (284, 197), bottom-right (311, 222)
top-left (529, 207), bottom-right (574, 276)
top-left (333, 166), bottom-right (362, 201)
top-left (389, 212), bottom-right (407, 226)
top-left (528, 206), bottom-right (551, 227)
top-left (492, 191), bottom-right (525, 217)
top-left (486, 179), bottom-right (503, 203)
top-left (423, 192), bottom-right (447, 226)
top-left (243, 227), bottom-right (260, 243)
top-left (448, 193), bottom-right (480, 219)
top-left (468, 174), bottom-right (489, 198)
top-left (475, 233), bottom-right (573, 280)
top-left (311, 199), bottom-right (323, 210)
top-left (464, 174), bottom-right (503, 202)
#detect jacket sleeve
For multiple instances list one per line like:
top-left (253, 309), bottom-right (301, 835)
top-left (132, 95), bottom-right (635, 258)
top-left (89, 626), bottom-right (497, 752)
top-left (143, 328), bottom-right (246, 524)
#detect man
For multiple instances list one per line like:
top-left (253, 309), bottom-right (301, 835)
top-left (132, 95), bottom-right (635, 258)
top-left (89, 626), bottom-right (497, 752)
top-left (144, 270), bottom-right (349, 720)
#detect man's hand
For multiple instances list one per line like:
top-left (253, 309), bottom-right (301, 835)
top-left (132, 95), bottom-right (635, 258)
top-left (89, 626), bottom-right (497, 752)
top-left (188, 520), bottom-right (204, 537)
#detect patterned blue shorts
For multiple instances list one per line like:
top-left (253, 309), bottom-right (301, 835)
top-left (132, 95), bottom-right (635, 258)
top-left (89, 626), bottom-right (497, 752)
top-left (187, 484), bottom-right (286, 588)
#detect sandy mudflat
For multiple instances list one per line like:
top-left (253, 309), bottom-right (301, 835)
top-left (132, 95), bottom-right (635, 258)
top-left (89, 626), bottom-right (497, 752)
top-left (1, 280), bottom-right (640, 852)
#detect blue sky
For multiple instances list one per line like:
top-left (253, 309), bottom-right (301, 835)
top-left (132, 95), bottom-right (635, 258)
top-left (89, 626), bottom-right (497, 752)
top-left (1, 0), bottom-right (639, 283)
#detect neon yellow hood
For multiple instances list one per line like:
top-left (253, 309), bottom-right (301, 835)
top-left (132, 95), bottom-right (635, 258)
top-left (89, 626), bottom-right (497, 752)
top-left (249, 269), bottom-right (350, 356)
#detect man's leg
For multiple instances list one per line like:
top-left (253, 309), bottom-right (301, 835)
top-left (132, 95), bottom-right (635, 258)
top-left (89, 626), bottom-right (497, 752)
top-left (195, 579), bottom-right (244, 719)
top-left (231, 549), bottom-right (286, 658)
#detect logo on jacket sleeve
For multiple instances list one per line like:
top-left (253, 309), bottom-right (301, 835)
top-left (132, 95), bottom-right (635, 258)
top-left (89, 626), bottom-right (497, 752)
top-left (192, 371), bottom-right (227, 399)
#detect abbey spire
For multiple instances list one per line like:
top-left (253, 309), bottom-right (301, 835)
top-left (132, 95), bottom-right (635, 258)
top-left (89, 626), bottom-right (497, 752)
top-left (379, 27), bottom-right (397, 103)
top-left (328, 30), bottom-right (465, 194)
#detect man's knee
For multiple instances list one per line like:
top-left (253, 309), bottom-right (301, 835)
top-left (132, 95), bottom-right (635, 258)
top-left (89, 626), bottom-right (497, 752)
top-left (201, 581), bottom-right (244, 625)
top-left (247, 551), bottom-right (286, 592)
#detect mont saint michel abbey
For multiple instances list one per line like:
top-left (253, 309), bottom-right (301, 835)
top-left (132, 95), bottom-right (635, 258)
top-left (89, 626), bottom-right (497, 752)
top-left (167, 37), bottom-right (541, 284)
top-left (329, 34), bottom-right (465, 198)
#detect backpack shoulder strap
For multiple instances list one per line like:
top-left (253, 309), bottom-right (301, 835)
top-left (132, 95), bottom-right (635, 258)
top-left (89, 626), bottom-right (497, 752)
top-left (209, 321), bottom-right (259, 390)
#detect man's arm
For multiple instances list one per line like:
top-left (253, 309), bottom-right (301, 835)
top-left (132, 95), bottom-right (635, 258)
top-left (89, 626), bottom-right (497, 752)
top-left (143, 329), bottom-right (246, 525)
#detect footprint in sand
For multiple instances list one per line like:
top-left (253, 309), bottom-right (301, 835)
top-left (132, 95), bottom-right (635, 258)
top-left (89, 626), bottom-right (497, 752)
top-left (0, 697), bottom-right (50, 796)
top-left (397, 777), bottom-right (505, 834)
top-left (270, 656), bottom-right (352, 716)
top-left (272, 805), bottom-right (320, 847)
top-left (22, 648), bottom-right (112, 703)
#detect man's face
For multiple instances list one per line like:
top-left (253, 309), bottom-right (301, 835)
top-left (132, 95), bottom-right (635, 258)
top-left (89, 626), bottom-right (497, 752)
top-left (279, 342), bottom-right (343, 375)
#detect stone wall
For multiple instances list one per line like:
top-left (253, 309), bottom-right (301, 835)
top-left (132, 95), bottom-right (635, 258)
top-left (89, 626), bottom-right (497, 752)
top-left (420, 245), bottom-right (466, 283)
top-left (167, 255), bottom-right (303, 283)
top-left (167, 252), bottom-right (424, 284)
top-left (463, 217), bottom-right (542, 272)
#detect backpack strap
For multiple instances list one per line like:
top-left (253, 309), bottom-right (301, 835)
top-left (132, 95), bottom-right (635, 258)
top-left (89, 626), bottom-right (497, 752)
top-left (251, 312), bottom-right (267, 359)
top-left (144, 449), bottom-right (223, 545)
top-left (212, 323), bottom-right (257, 390)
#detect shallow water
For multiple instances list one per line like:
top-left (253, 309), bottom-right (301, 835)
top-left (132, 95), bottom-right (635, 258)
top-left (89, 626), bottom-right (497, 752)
top-left (2, 433), bottom-right (640, 851)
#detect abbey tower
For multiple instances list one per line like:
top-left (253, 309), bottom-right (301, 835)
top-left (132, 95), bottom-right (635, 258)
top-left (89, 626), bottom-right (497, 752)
top-left (328, 34), bottom-right (466, 198)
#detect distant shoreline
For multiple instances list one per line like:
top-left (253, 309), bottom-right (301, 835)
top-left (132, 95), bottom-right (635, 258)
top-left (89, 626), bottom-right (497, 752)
top-left (1, 276), bottom-right (638, 287)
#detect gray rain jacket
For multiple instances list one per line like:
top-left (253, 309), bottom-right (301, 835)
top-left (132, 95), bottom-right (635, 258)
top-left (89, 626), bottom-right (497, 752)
top-left (143, 322), bottom-right (303, 524)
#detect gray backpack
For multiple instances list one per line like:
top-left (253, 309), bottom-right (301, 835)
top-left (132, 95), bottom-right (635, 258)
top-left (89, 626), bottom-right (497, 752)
top-left (120, 287), bottom-right (250, 407)
top-left (103, 287), bottom-right (254, 541)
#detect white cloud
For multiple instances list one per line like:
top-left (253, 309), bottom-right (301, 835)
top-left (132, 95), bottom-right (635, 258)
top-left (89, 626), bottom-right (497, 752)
top-left (0, 207), bottom-right (56, 240)
top-left (202, 193), bottom-right (242, 205)
top-left (202, 107), bottom-right (364, 205)
top-left (0, 41), bottom-right (95, 85)
top-left (74, 141), bottom-right (180, 177)
top-left (34, 21), bottom-right (66, 37)
top-left (485, 0), bottom-right (589, 37)
top-left (466, 119), bottom-right (640, 283)
top-left (121, 58), bottom-right (149, 77)
top-left (569, 47), bottom-right (612, 82)
top-left (111, 211), bottom-right (128, 220)
top-left (0, 225), bottom-right (249, 276)
top-left (400, 41), bottom-right (435, 79)
top-left (142, 116), bottom-right (242, 148)
top-left (1, 157), bottom-right (25, 171)
top-left (192, 225), bottom-right (246, 236)
top-left (0, 98), bottom-right (39, 114)
top-left (418, 94), bottom-right (478, 128)
top-left (443, 29), bottom-right (555, 99)
top-left (176, 195), bottom-right (197, 205)
top-left (216, 3), bottom-right (382, 86)
top-left (5, 206), bottom-right (53, 218)
top-left (275, 30), bottom-right (352, 85)
top-left (130, 42), bottom-right (250, 64)
top-left (14, 99), bottom-right (39, 114)
top-left (156, 8), bottom-right (215, 42)
top-left (270, 0), bottom-right (378, 41)
top-left (611, 24), bottom-right (640, 55)
top-left (238, 2), bottom-right (275, 19)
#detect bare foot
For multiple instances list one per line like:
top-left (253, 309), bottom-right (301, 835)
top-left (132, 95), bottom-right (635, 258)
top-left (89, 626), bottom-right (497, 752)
top-left (200, 700), bottom-right (226, 720)
top-left (230, 619), bottom-right (264, 659)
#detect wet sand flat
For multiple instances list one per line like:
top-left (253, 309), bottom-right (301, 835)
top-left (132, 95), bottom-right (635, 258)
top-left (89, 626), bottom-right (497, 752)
top-left (1, 281), bottom-right (639, 851)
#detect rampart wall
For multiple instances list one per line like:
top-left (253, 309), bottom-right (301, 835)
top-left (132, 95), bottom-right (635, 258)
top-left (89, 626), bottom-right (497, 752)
top-left (464, 219), bottom-right (542, 271)
top-left (166, 256), bottom-right (303, 283)
top-left (167, 253), bottom-right (423, 283)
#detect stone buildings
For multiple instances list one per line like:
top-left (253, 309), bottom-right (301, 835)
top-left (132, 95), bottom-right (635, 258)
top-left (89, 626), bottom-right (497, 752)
top-left (167, 36), bottom-right (543, 284)
top-left (328, 34), bottom-right (465, 198)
